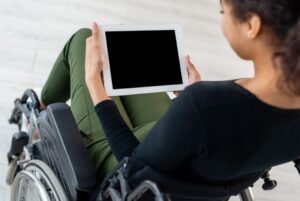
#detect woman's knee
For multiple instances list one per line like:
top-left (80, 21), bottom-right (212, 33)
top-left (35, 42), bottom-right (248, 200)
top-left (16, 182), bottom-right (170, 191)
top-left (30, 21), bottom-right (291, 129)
top-left (74, 28), bottom-right (92, 40)
top-left (66, 28), bottom-right (92, 67)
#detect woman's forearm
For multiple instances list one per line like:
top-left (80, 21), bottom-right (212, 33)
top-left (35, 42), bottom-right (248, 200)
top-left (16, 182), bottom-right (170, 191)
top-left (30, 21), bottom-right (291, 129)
top-left (86, 75), bottom-right (111, 106)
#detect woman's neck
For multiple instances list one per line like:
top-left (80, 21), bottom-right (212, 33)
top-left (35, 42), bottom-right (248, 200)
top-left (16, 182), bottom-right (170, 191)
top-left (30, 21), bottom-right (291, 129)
top-left (236, 49), bottom-right (300, 109)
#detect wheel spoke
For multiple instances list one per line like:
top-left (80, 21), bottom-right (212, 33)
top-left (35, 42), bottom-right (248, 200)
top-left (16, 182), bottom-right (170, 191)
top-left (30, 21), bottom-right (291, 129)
top-left (11, 160), bottom-right (67, 201)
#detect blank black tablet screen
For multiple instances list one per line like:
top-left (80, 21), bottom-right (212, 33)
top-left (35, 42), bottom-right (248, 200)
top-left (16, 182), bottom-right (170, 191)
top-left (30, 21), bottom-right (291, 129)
top-left (105, 30), bottom-right (183, 89)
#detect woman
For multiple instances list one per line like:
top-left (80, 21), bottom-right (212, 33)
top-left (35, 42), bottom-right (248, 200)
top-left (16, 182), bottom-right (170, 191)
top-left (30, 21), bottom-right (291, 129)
top-left (42, 0), bottom-right (300, 184)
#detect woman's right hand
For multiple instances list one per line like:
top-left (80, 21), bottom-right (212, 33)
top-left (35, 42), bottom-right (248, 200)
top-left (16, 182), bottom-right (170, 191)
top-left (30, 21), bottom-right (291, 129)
top-left (85, 22), bottom-right (105, 82)
top-left (85, 22), bottom-right (111, 105)
top-left (174, 55), bottom-right (201, 97)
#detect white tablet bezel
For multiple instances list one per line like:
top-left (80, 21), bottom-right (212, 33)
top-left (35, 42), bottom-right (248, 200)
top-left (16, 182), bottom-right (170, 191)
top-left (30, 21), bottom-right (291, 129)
top-left (100, 24), bottom-right (188, 96)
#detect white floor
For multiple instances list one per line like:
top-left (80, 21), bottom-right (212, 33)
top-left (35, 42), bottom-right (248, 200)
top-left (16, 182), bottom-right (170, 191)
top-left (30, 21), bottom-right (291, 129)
top-left (0, 0), bottom-right (299, 200)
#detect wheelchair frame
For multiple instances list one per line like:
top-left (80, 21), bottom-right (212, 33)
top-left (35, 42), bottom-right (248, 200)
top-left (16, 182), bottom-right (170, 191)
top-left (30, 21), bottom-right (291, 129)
top-left (6, 89), bottom-right (300, 201)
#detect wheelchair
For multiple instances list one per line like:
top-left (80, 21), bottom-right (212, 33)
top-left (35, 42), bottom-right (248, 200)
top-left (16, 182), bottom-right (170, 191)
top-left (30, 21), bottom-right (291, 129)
top-left (5, 89), bottom-right (300, 201)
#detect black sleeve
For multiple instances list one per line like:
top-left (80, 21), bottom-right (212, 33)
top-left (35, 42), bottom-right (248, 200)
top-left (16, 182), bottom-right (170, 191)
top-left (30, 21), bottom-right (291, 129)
top-left (95, 86), bottom-right (208, 171)
top-left (132, 87), bottom-right (208, 172)
top-left (95, 100), bottom-right (140, 161)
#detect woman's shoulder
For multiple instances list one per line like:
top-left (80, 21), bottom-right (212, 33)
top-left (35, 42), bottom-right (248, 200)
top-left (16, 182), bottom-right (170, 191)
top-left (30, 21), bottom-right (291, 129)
top-left (188, 79), bottom-right (249, 90)
top-left (182, 80), bottom-right (251, 109)
top-left (186, 80), bottom-right (237, 94)
top-left (184, 80), bottom-right (300, 115)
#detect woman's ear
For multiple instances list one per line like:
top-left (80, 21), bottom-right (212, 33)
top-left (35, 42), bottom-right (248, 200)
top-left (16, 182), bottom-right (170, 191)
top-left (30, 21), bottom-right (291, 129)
top-left (245, 14), bottom-right (262, 39)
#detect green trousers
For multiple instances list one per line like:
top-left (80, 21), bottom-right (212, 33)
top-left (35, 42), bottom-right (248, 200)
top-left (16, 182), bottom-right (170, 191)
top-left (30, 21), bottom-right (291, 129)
top-left (41, 28), bottom-right (172, 181)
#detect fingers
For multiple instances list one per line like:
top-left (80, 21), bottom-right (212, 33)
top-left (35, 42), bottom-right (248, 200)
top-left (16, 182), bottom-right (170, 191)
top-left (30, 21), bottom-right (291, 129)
top-left (85, 22), bottom-right (105, 75)
top-left (92, 22), bottom-right (100, 40)
top-left (185, 55), bottom-right (195, 76)
top-left (185, 55), bottom-right (196, 71)
top-left (185, 55), bottom-right (201, 82)
top-left (86, 22), bottom-right (100, 44)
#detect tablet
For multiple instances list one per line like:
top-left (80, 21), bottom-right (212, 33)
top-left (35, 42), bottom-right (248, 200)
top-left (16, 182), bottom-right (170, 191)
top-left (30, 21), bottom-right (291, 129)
top-left (101, 24), bottom-right (188, 96)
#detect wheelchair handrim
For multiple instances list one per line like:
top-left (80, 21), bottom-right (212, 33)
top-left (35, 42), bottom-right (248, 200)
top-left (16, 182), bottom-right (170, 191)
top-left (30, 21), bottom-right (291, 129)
top-left (24, 160), bottom-right (68, 201)
top-left (11, 170), bottom-right (50, 201)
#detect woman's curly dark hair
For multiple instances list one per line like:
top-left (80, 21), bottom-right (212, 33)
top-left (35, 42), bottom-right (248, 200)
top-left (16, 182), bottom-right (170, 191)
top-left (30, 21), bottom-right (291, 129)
top-left (225, 0), bottom-right (300, 95)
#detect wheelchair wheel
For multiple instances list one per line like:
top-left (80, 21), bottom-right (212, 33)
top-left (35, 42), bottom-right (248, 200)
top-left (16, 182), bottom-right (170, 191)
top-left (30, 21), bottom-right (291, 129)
top-left (11, 160), bottom-right (68, 201)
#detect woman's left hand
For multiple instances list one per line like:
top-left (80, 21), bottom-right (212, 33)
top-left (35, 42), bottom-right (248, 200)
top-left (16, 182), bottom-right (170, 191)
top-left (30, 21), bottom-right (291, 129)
top-left (174, 55), bottom-right (201, 97)
top-left (85, 22), bottom-right (104, 83)
top-left (185, 55), bottom-right (201, 85)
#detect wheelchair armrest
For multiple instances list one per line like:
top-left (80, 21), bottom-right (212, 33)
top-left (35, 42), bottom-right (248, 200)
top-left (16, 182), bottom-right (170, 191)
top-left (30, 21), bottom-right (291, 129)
top-left (47, 103), bottom-right (97, 188)
top-left (37, 103), bottom-right (97, 200)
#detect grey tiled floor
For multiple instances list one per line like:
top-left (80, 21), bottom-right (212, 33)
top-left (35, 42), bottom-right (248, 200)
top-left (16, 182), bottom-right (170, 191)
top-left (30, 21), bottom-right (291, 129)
top-left (0, 0), bottom-right (299, 200)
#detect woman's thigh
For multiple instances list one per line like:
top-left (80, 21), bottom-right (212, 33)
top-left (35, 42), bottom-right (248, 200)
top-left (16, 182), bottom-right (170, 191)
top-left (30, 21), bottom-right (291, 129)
top-left (120, 93), bottom-right (171, 127)
top-left (90, 121), bottom-right (157, 181)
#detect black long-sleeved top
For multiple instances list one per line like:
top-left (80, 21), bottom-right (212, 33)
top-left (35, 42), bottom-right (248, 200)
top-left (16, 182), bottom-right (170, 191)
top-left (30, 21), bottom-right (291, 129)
top-left (95, 80), bottom-right (300, 183)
